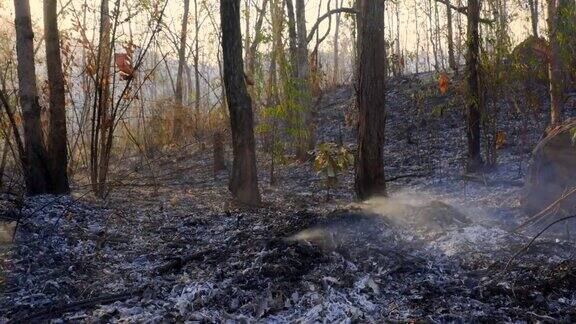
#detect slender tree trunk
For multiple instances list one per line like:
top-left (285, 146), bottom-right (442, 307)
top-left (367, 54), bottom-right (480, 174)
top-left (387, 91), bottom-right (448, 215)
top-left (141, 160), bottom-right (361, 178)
top-left (426, 8), bottom-right (432, 72)
top-left (285, 0), bottom-right (298, 78)
top-left (333, 0), bottom-right (344, 85)
top-left (92, 0), bottom-right (112, 197)
top-left (295, 0), bottom-right (314, 159)
top-left (415, 0), bottom-right (420, 74)
top-left (466, 0), bottom-right (483, 171)
top-left (352, 0), bottom-right (359, 83)
top-left (220, 0), bottom-right (261, 205)
top-left (395, 1), bottom-right (401, 76)
top-left (428, 0), bottom-right (439, 71)
top-left (529, 0), bottom-right (540, 37)
top-left (14, 0), bottom-right (51, 195)
top-left (355, 0), bottom-right (387, 200)
top-left (247, 0), bottom-right (269, 76)
top-left (194, 0), bottom-right (201, 135)
top-left (456, 0), bottom-right (464, 65)
top-left (44, 0), bottom-right (70, 194)
top-left (173, 0), bottom-right (190, 140)
top-left (244, 0), bottom-right (251, 62)
top-left (434, 0), bottom-right (445, 71)
top-left (446, 0), bottom-right (457, 73)
top-left (0, 138), bottom-right (9, 188)
top-left (548, 0), bottom-right (564, 125)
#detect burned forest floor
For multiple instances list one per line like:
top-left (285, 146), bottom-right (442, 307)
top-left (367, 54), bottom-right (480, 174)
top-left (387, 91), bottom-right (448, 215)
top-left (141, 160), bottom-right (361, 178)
top-left (2, 74), bottom-right (576, 323)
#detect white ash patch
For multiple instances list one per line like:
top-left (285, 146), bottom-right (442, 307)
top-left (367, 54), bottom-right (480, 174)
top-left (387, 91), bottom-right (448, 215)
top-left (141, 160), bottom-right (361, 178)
top-left (434, 225), bottom-right (515, 256)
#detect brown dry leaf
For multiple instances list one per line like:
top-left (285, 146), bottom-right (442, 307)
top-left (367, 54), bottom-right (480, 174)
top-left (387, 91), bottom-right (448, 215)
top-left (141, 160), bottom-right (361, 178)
top-left (496, 131), bottom-right (506, 150)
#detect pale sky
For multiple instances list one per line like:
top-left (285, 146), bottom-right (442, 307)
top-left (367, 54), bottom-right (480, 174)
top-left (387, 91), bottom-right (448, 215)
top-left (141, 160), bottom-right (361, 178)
top-left (0, 0), bottom-right (540, 71)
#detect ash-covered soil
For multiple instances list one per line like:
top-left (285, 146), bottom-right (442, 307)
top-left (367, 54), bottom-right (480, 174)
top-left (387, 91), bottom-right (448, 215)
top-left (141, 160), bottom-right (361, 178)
top-left (1, 76), bottom-right (576, 323)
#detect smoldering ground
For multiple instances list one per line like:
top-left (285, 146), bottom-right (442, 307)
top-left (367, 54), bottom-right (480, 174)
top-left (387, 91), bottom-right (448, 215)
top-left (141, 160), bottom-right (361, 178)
top-left (3, 80), bottom-right (576, 322)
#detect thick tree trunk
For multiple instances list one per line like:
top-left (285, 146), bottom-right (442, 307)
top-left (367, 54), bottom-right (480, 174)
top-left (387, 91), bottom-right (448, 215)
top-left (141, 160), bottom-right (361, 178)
top-left (220, 0), bottom-right (261, 205)
top-left (14, 0), bottom-right (51, 195)
top-left (173, 0), bottom-right (190, 140)
top-left (44, 0), bottom-right (70, 194)
top-left (466, 0), bottom-right (483, 171)
top-left (548, 0), bottom-right (564, 125)
top-left (355, 0), bottom-right (387, 200)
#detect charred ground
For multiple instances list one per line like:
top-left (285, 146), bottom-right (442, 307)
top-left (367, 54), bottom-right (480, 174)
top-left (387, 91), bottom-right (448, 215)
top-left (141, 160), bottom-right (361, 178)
top-left (1, 75), bottom-right (576, 322)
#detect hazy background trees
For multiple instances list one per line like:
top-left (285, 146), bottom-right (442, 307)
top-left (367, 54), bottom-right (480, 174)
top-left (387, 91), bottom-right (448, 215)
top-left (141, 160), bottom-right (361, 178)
top-left (0, 0), bottom-right (574, 201)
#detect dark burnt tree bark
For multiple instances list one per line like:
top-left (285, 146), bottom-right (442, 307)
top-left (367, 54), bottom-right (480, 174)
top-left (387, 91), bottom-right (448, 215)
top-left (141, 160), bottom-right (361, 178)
top-left (355, 0), bottom-right (387, 200)
top-left (44, 0), bottom-right (70, 194)
top-left (528, 0), bottom-right (539, 37)
top-left (465, 0), bottom-right (483, 171)
top-left (220, 0), bottom-right (261, 205)
top-left (173, 0), bottom-right (190, 140)
top-left (14, 0), bottom-right (51, 195)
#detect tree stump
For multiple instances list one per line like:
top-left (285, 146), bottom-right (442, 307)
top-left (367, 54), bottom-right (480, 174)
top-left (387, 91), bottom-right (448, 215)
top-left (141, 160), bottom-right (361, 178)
top-left (522, 118), bottom-right (576, 215)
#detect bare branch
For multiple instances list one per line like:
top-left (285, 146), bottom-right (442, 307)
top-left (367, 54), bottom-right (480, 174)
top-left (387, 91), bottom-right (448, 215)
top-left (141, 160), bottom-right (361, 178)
top-left (306, 7), bottom-right (359, 44)
top-left (434, 0), bottom-right (494, 24)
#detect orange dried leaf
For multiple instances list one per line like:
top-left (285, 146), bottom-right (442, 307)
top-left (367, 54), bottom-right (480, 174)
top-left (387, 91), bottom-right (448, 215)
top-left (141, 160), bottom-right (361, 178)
top-left (114, 53), bottom-right (134, 80)
top-left (438, 73), bottom-right (449, 95)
